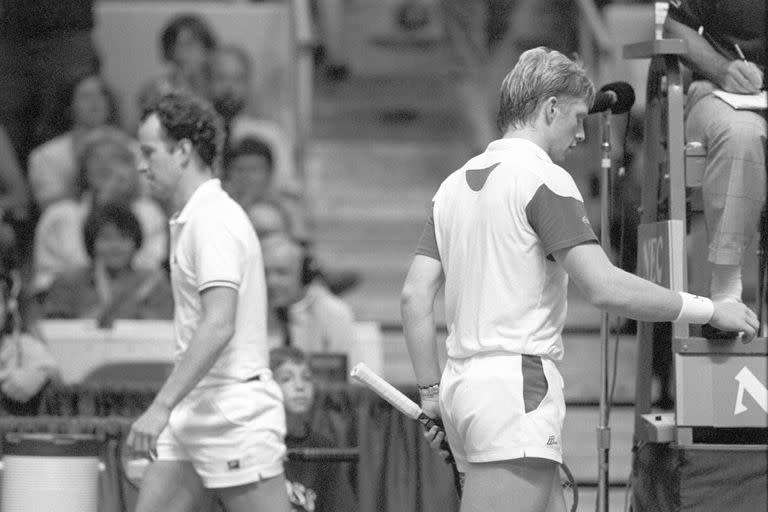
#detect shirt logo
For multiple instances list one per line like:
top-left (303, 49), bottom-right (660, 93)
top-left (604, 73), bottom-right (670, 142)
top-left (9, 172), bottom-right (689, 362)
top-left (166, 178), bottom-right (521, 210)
top-left (227, 459), bottom-right (240, 470)
top-left (546, 435), bottom-right (558, 446)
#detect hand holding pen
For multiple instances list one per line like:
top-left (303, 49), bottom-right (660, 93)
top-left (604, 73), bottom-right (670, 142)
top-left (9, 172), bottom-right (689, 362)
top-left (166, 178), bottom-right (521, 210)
top-left (726, 43), bottom-right (763, 94)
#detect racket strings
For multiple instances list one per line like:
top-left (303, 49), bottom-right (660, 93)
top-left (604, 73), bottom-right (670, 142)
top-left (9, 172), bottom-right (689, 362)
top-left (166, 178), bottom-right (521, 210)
top-left (559, 462), bottom-right (579, 512)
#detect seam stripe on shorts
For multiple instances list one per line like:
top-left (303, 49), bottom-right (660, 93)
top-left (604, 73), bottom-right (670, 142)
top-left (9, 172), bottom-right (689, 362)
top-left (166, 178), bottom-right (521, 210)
top-left (522, 355), bottom-right (548, 413)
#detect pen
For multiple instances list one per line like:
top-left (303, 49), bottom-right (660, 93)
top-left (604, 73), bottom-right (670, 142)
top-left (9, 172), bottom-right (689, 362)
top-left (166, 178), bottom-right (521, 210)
top-left (734, 43), bottom-right (747, 63)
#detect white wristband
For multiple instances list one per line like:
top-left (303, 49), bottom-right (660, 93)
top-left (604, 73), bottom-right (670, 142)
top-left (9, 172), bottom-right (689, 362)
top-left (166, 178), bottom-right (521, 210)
top-left (674, 292), bottom-right (714, 324)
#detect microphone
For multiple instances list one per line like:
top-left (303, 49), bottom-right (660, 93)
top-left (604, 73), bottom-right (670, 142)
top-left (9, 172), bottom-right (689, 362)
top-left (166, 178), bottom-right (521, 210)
top-left (589, 81), bottom-right (635, 115)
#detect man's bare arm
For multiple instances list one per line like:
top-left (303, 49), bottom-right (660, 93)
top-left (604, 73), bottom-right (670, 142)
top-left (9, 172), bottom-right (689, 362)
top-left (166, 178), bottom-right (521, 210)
top-left (153, 286), bottom-right (237, 410)
top-left (554, 243), bottom-right (758, 337)
top-left (663, 16), bottom-right (762, 93)
top-left (401, 255), bottom-right (444, 388)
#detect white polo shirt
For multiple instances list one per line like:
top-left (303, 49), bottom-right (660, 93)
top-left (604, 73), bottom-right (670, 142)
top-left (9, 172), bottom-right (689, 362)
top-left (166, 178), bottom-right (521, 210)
top-left (169, 178), bottom-right (268, 387)
top-left (416, 138), bottom-right (597, 361)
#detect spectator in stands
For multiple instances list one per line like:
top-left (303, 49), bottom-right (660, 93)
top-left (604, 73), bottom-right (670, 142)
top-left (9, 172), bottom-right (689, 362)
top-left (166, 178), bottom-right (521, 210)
top-left (0, 0), bottom-right (100, 164)
top-left (33, 128), bottom-right (167, 292)
top-left (209, 45), bottom-right (296, 190)
top-left (261, 234), bottom-right (356, 355)
top-left (664, 1), bottom-right (765, 317)
top-left (222, 135), bottom-right (307, 234)
top-left (248, 199), bottom-right (359, 297)
top-left (311, 0), bottom-right (349, 81)
top-left (0, 263), bottom-right (60, 416)
top-left (0, 125), bottom-right (33, 261)
top-left (138, 14), bottom-right (217, 111)
top-left (42, 203), bottom-right (173, 325)
top-left (28, 73), bottom-right (120, 211)
top-left (0, 126), bottom-right (31, 225)
top-left (270, 346), bottom-right (357, 512)
top-left (248, 199), bottom-right (293, 240)
top-left (223, 136), bottom-right (277, 211)
top-left (217, 65), bottom-right (360, 295)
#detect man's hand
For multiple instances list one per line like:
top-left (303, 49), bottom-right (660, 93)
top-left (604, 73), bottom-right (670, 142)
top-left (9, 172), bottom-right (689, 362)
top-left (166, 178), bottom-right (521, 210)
top-left (1, 368), bottom-right (49, 403)
top-left (126, 402), bottom-right (172, 457)
top-left (710, 302), bottom-right (759, 341)
top-left (720, 60), bottom-right (763, 94)
top-left (424, 425), bottom-right (452, 462)
top-left (420, 396), bottom-right (452, 460)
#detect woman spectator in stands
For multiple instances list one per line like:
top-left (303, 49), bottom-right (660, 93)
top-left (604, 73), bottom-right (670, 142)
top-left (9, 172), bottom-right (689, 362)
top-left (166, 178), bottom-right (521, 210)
top-left (33, 127), bottom-right (167, 292)
top-left (28, 73), bottom-right (120, 212)
top-left (270, 346), bottom-right (356, 512)
top-left (0, 245), bottom-right (60, 416)
top-left (138, 14), bottom-right (217, 111)
top-left (42, 203), bottom-right (173, 324)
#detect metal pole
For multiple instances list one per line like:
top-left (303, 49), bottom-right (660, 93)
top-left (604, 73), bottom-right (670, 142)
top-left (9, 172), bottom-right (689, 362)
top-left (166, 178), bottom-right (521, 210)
top-left (597, 110), bottom-right (613, 512)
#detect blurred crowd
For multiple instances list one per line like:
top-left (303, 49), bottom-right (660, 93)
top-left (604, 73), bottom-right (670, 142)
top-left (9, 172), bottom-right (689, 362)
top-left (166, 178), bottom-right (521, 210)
top-left (0, 3), bottom-right (360, 408)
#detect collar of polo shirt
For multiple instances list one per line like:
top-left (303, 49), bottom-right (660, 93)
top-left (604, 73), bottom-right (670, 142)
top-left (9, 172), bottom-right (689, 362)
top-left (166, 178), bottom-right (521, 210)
top-left (486, 138), bottom-right (553, 164)
top-left (171, 179), bottom-right (223, 225)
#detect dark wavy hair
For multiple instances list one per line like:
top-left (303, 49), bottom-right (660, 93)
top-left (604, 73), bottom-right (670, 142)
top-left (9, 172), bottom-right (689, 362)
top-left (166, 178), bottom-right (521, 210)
top-left (141, 91), bottom-right (224, 168)
top-left (82, 203), bottom-right (144, 260)
top-left (160, 14), bottom-right (217, 63)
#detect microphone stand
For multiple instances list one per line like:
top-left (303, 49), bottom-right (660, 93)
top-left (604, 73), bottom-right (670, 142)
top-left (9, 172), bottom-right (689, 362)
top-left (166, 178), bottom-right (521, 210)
top-left (597, 109), bottom-right (613, 512)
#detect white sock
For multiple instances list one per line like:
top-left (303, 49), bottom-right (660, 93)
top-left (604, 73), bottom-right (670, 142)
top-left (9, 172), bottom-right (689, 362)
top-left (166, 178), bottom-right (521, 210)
top-left (710, 264), bottom-right (742, 303)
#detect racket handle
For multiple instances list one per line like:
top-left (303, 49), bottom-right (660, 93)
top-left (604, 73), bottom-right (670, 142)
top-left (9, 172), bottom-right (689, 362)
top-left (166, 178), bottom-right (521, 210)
top-left (417, 413), bottom-right (455, 464)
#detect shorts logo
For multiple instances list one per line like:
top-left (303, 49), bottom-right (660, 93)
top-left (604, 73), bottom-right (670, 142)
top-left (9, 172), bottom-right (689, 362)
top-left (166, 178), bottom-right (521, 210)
top-left (227, 459), bottom-right (241, 470)
top-left (546, 435), bottom-right (558, 446)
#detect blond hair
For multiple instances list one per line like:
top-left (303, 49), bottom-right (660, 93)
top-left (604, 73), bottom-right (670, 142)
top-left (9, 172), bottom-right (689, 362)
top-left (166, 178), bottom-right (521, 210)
top-left (497, 47), bottom-right (595, 132)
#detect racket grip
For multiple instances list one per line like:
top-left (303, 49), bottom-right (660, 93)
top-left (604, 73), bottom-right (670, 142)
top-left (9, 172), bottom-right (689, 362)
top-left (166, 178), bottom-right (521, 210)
top-left (417, 413), bottom-right (455, 464)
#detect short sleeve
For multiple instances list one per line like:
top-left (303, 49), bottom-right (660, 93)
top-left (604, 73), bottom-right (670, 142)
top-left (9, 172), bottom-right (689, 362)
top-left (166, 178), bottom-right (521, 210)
top-left (415, 202), bottom-right (440, 261)
top-left (192, 216), bottom-right (245, 292)
top-left (667, 0), bottom-right (708, 30)
top-left (525, 184), bottom-right (598, 257)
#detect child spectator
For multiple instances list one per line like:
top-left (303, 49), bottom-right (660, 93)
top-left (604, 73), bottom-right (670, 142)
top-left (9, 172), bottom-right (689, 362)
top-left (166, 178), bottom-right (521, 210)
top-left (42, 203), bottom-right (173, 324)
top-left (270, 346), bottom-right (356, 512)
top-left (28, 73), bottom-right (120, 211)
top-left (33, 127), bottom-right (167, 292)
top-left (138, 14), bottom-right (218, 111)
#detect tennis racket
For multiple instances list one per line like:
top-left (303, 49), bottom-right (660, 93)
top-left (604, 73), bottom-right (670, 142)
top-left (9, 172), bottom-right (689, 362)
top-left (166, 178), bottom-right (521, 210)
top-left (350, 363), bottom-right (463, 498)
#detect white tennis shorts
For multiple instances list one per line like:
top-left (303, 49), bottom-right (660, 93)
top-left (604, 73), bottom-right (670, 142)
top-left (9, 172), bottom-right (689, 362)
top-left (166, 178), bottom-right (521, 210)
top-left (439, 352), bottom-right (565, 472)
top-left (156, 374), bottom-right (287, 488)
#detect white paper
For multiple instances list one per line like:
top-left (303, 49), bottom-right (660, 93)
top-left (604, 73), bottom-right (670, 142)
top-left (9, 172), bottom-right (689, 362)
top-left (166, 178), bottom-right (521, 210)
top-left (712, 90), bottom-right (767, 110)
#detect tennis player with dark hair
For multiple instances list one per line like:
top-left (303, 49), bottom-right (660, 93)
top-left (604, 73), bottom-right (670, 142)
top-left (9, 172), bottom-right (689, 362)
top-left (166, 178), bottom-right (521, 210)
top-left (401, 47), bottom-right (758, 512)
top-left (128, 91), bottom-right (290, 512)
